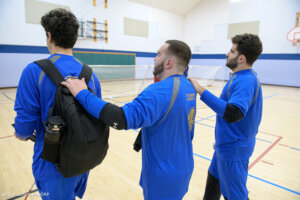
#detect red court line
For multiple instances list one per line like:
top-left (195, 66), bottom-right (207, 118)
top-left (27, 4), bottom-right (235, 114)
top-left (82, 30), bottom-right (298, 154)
top-left (261, 160), bottom-right (274, 166)
top-left (260, 132), bottom-right (300, 151)
top-left (249, 136), bottom-right (282, 170)
top-left (0, 135), bottom-right (14, 140)
top-left (197, 116), bottom-right (285, 170)
top-left (259, 130), bottom-right (280, 137)
top-left (279, 144), bottom-right (289, 147)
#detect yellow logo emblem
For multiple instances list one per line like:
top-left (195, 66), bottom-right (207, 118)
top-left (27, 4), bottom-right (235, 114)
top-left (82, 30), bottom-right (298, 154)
top-left (188, 107), bottom-right (195, 132)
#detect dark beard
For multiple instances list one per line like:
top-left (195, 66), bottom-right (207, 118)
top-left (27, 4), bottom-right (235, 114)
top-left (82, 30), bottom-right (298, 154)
top-left (153, 62), bottom-right (164, 76)
top-left (226, 55), bottom-right (238, 70)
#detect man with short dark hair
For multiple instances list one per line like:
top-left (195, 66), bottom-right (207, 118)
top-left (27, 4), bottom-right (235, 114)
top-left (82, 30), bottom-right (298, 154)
top-left (62, 40), bottom-right (197, 199)
top-left (189, 33), bottom-right (263, 200)
top-left (14, 8), bottom-right (101, 199)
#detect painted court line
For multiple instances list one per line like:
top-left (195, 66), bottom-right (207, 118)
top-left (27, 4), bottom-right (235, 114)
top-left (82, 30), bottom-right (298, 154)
top-left (193, 153), bottom-right (300, 196)
top-left (248, 174), bottom-right (300, 196)
top-left (194, 120), bottom-right (282, 170)
top-left (279, 143), bottom-right (289, 147)
top-left (248, 136), bottom-right (282, 170)
top-left (194, 122), bottom-right (287, 184)
top-left (195, 114), bottom-right (216, 123)
top-left (256, 138), bottom-right (273, 143)
top-left (195, 120), bottom-right (275, 145)
top-left (290, 147), bottom-right (300, 151)
top-left (256, 132), bottom-right (299, 152)
top-left (6, 189), bottom-right (38, 200)
top-left (196, 92), bottom-right (278, 122)
top-left (195, 120), bottom-right (276, 145)
top-left (263, 93), bottom-right (278, 99)
top-left (259, 130), bottom-right (281, 137)
top-left (261, 160), bottom-right (274, 166)
top-left (1, 92), bottom-right (15, 102)
top-left (193, 153), bottom-right (211, 161)
top-left (195, 122), bottom-right (215, 128)
top-left (0, 135), bottom-right (14, 140)
top-left (130, 129), bottom-right (299, 196)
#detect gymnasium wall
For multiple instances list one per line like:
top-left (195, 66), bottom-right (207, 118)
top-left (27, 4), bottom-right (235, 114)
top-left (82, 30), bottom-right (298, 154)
top-left (184, 0), bottom-right (300, 87)
top-left (0, 0), bottom-right (299, 87)
top-left (0, 0), bottom-right (183, 52)
top-left (0, 0), bottom-right (183, 87)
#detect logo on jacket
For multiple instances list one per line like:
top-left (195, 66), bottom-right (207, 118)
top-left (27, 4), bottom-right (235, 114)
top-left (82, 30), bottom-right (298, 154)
top-left (188, 107), bottom-right (195, 132)
top-left (186, 93), bottom-right (195, 101)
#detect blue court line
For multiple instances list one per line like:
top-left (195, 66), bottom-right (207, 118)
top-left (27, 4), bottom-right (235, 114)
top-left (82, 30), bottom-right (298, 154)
top-left (6, 189), bottom-right (39, 200)
top-left (256, 138), bottom-right (273, 143)
top-left (195, 122), bottom-right (215, 128)
top-left (1, 92), bottom-right (15, 102)
top-left (130, 128), bottom-right (299, 195)
top-left (195, 114), bottom-right (216, 123)
top-left (195, 92), bottom-right (277, 124)
top-left (196, 121), bottom-right (300, 151)
top-left (290, 147), bottom-right (300, 151)
top-left (195, 122), bottom-right (274, 144)
top-left (247, 174), bottom-right (300, 196)
top-left (263, 93), bottom-right (278, 100)
top-left (193, 153), bottom-right (212, 161)
top-left (193, 153), bottom-right (300, 196)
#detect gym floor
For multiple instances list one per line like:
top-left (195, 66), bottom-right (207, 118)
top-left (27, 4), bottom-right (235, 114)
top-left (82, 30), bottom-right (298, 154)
top-left (0, 80), bottom-right (299, 200)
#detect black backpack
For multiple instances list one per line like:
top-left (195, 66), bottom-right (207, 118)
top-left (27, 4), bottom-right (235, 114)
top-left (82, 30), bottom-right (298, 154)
top-left (34, 58), bottom-right (109, 178)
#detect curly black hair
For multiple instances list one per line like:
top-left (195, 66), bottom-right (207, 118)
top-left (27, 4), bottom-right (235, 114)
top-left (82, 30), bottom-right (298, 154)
top-left (41, 8), bottom-right (79, 48)
top-left (232, 34), bottom-right (263, 65)
top-left (165, 40), bottom-right (191, 68)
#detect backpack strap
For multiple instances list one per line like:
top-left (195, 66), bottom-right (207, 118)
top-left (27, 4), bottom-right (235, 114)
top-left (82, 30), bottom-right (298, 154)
top-left (37, 56), bottom-right (62, 87)
top-left (75, 58), bottom-right (94, 89)
top-left (78, 64), bottom-right (93, 85)
top-left (36, 56), bottom-right (93, 88)
top-left (34, 57), bottom-right (64, 87)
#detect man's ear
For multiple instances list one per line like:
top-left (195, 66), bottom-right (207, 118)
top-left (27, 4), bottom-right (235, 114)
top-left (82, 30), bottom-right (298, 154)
top-left (165, 58), bottom-right (174, 69)
top-left (238, 54), bottom-right (247, 64)
top-left (47, 32), bottom-right (52, 43)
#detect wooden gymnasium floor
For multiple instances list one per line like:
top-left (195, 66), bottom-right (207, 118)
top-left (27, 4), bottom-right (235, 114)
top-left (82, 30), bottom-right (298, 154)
top-left (0, 79), bottom-right (299, 200)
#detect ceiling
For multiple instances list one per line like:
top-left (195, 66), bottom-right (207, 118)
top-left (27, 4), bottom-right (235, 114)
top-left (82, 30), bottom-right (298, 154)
top-left (128, 0), bottom-right (202, 16)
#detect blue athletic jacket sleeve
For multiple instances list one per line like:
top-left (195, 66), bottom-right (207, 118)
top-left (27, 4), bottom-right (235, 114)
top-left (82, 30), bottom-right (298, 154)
top-left (122, 85), bottom-right (165, 129)
top-left (76, 89), bottom-right (107, 119)
top-left (76, 83), bottom-right (166, 129)
top-left (200, 90), bottom-right (227, 117)
top-left (200, 71), bottom-right (257, 117)
top-left (14, 64), bottom-right (41, 139)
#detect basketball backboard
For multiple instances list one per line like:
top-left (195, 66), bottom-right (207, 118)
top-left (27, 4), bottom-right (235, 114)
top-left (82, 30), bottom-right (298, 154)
top-left (287, 26), bottom-right (300, 42)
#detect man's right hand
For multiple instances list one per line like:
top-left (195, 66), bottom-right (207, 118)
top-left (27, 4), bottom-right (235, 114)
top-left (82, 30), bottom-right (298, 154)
top-left (61, 78), bottom-right (87, 98)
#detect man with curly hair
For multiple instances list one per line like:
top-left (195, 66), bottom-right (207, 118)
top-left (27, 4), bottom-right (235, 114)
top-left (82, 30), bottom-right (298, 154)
top-left (189, 34), bottom-right (263, 200)
top-left (13, 8), bottom-right (101, 199)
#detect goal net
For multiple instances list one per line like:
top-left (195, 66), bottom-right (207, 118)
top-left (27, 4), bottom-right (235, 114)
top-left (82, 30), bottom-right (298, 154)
top-left (90, 65), bottom-right (227, 104)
